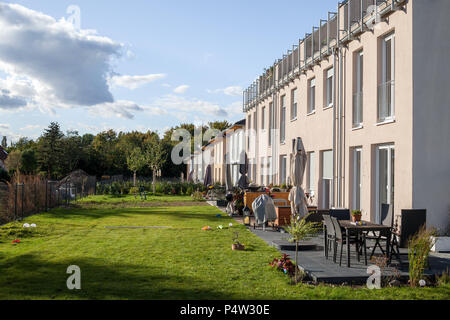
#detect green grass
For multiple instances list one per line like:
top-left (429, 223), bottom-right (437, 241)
top-left (0, 203), bottom-right (448, 300)
top-left (76, 194), bottom-right (198, 204)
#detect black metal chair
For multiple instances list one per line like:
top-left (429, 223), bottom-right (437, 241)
top-left (329, 209), bottom-right (351, 221)
top-left (367, 204), bottom-right (400, 263)
top-left (331, 216), bottom-right (367, 267)
top-left (322, 215), bottom-right (336, 260)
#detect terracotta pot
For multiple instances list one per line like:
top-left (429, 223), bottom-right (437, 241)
top-left (352, 214), bottom-right (362, 222)
top-left (232, 244), bottom-right (245, 251)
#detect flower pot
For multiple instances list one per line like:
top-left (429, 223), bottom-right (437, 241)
top-left (232, 244), bottom-right (245, 251)
top-left (352, 214), bottom-right (362, 222)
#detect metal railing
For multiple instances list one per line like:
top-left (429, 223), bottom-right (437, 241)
top-left (378, 80), bottom-right (395, 122)
top-left (352, 90), bottom-right (363, 127)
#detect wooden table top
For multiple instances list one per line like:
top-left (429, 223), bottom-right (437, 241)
top-left (338, 220), bottom-right (391, 231)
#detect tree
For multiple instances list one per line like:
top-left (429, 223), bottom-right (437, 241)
top-left (20, 149), bottom-right (37, 174)
top-left (208, 120), bottom-right (231, 132)
top-left (127, 147), bottom-right (146, 186)
top-left (5, 150), bottom-right (22, 180)
top-left (1, 136), bottom-right (7, 148)
top-left (283, 216), bottom-right (321, 284)
top-left (144, 137), bottom-right (167, 194)
top-left (37, 122), bottom-right (64, 179)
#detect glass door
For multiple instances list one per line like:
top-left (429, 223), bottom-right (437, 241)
top-left (376, 145), bottom-right (395, 223)
top-left (353, 148), bottom-right (362, 211)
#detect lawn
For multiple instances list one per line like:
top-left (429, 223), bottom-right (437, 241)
top-left (0, 199), bottom-right (448, 300)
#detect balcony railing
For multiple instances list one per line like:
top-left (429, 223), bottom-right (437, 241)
top-left (378, 80), bottom-right (395, 122)
top-left (352, 90), bottom-right (363, 127)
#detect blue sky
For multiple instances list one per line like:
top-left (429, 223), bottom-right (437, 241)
top-left (0, 0), bottom-right (338, 142)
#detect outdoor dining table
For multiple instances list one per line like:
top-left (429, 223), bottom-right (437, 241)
top-left (324, 220), bottom-right (392, 268)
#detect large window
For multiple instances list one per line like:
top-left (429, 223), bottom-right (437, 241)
top-left (280, 155), bottom-right (287, 186)
top-left (291, 88), bottom-right (297, 120)
top-left (352, 148), bottom-right (362, 211)
top-left (378, 33), bottom-right (395, 122)
top-left (308, 78), bottom-right (316, 114)
top-left (261, 106), bottom-right (266, 130)
top-left (376, 145), bottom-right (395, 224)
top-left (325, 68), bottom-right (334, 108)
top-left (322, 150), bottom-right (333, 209)
top-left (353, 50), bottom-right (364, 127)
top-left (260, 157), bottom-right (265, 186)
top-left (268, 102), bottom-right (273, 146)
top-left (280, 95), bottom-right (286, 144)
top-left (307, 152), bottom-right (316, 196)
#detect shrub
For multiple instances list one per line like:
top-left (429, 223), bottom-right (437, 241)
top-left (408, 227), bottom-right (436, 287)
top-left (192, 191), bottom-right (203, 201)
top-left (129, 187), bottom-right (139, 195)
top-left (270, 254), bottom-right (296, 277)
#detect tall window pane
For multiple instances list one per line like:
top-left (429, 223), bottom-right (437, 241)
top-left (280, 95), bottom-right (286, 144)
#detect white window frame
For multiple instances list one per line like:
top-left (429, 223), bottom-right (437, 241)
top-left (307, 152), bottom-right (316, 196)
top-left (308, 78), bottom-right (316, 114)
top-left (352, 147), bottom-right (362, 211)
top-left (379, 33), bottom-right (395, 123)
top-left (280, 95), bottom-right (286, 144)
top-left (325, 68), bottom-right (334, 109)
top-left (375, 144), bottom-right (395, 224)
top-left (353, 51), bottom-right (364, 128)
top-left (291, 88), bottom-right (298, 121)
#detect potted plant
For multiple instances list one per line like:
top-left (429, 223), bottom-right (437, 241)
top-left (232, 232), bottom-right (245, 251)
top-left (352, 210), bottom-right (362, 222)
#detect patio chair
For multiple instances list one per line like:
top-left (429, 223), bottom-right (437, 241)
top-left (367, 204), bottom-right (401, 263)
top-left (322, 215), bottom-right (336, 260)
top-left (331, 216), bottom-right (367, 267)
top-left (329, 209), bottom-right (350, 221)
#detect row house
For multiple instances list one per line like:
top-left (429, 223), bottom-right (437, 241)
top-left (242, 0), bottom-right (450, 229)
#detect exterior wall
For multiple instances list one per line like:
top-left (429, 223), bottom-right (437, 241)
top-left (228, 127), bottom-right (245, 186)
top-left (411, 0), bottom-right (450, 230)
top-left (244, 1), bottom-right (421, 222)
top-left (343, 0), bottom-right (414, 222)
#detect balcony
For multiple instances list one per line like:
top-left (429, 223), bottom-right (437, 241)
top-left (377, 80), bottom-right (395, 122)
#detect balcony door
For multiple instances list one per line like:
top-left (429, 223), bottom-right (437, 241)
top-left (375, 145), bottom-right (395, 224)
top-left (352, 148), bottom-right (362, 211)
top-left (379, 33), bottom-right (395, 122)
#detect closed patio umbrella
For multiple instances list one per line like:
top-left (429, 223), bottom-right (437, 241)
top-left (237, 151), bottom-right (249, 190)
top-left (288, 138), bottom-right (308, 219)
top-left (203, 165), bottom-right (212, 188)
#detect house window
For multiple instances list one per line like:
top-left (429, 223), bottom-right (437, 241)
top-left (325, 68), bottom-right (334, 108)
top-left (378, 33), bottom-right (395, 122)
top-left (260, 157), bottom-right (265, 185)
top-left (308, 78), bottom-right (316, 114)
top-left (307, 152), bottom-right (316, 195)
top-left (291, 88), bottom-right (297, 120)
top-left (280, 155), bottom-right (287, 186)
top-left (280, 95), bottom-right (286, 144)
top-left (253, 111), bottom-right (257, 133)
top-left (322, 150), bottom-right (333, 209)
top-left (267, 156), bottom-right (273, 186)
top-left (353, 50), bottom-right (364, 127)
top-left (352, 148), bottom-right (362, 211)
top-left (268, 102), bottom-right (273, 146)
top-left (261, 106), bottom-right (266, 130)
top-left (247, 114), bottom-right (251, 148)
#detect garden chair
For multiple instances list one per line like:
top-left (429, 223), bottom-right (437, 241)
top-left (367, 204), bottom-right (400, 263)
top-left (329, 209), bottom-right (350, 221)
top-left (331, 216), bottom-right (367, 266)
top-left (322, 215), bottom-right (336, 260)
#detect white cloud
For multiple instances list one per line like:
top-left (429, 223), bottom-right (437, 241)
top-left (20, 124), bottom-right (42, 131)
top-left (89, 100), bottom-right (144, 120)
top-left (0, 123), bottom-right (10, 130)
top-left (0, 89), bottom-right (27, 109)
top-left (173, 85), bottom-right (190, 94)
top-left (110, 74), bottom-right (166, 90)
top-left (208, 86), bottom-right (243, 97)
top-left (0, 2), bottom-right (122, 109)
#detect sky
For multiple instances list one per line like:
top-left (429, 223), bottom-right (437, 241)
top-left (0, 0), bottom-right (338, 143)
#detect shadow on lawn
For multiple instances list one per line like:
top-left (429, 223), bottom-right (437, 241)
top-left (0, 253), bottom-right (229, 300)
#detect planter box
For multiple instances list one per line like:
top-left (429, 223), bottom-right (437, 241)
top-left (275, 206), bottom-right (292, 227)
top-left (432, 236), bottom-right (450, 253)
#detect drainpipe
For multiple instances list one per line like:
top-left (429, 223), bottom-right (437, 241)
top-left (332, 47), bottom-right (337, 209)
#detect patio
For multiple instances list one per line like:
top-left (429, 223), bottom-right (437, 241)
top-left (250, 227), bottom-right (450, 285)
